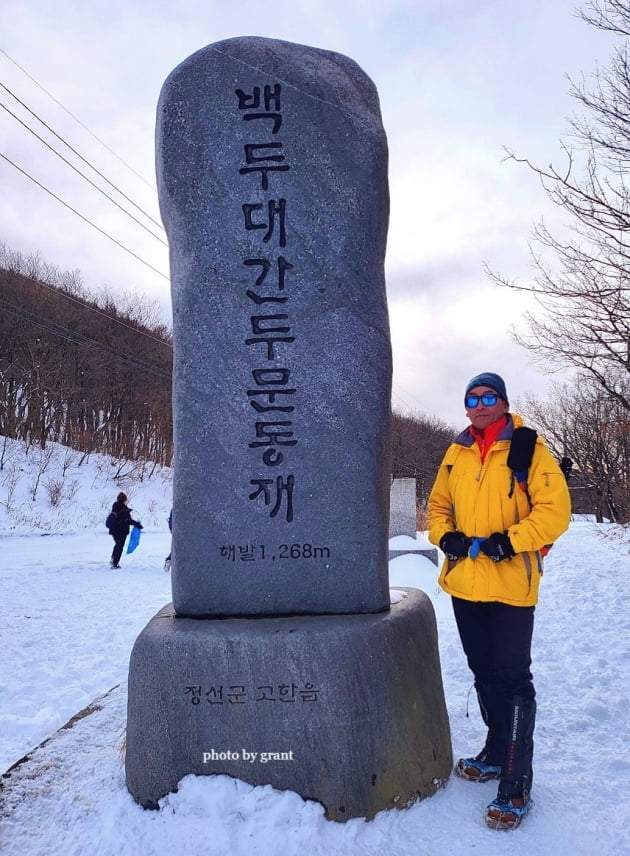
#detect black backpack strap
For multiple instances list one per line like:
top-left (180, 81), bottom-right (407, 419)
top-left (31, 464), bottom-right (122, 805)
top-left (507, 427), bottom-right (537, 503)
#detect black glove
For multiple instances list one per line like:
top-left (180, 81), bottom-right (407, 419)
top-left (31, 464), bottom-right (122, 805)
top-left (480, 532), bottom-right (515, 562)
top-left (440, 531), bottom-right (471, 560)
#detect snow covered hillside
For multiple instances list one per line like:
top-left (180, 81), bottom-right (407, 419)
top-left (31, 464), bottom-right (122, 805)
top-left (0, 436), bottom-right (172, 536)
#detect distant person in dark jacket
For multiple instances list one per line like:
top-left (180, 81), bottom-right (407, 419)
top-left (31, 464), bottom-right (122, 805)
top-left (108, 492), bottom-right (142, 569)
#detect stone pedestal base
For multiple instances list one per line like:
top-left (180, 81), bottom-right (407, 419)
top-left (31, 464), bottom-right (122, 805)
top-left (125, 587), bottom-right (452, 821)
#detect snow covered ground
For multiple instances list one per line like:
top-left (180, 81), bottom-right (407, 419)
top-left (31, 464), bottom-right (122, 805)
top-left (1, 437), bottom-right (629, 854)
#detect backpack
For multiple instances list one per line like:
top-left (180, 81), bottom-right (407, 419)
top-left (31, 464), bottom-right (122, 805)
top-left (507, 426), bottom-right (571, 557)
top-left (507, 427), bottom-right (571, 497)
top-left (106, 511), bottom-right (117, 531)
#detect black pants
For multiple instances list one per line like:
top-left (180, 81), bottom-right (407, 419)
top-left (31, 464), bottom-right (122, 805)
top-left (111, 531), bottom-right (128, 566)
top-left (452, 597), bottom-right (536, 800)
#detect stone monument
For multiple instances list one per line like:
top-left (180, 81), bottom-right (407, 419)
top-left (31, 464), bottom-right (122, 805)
top-left (389, 477), bottom-right (418, 538)
top-left (125, 36), bottom-right (452, 821)
top-left (389, 477), bottom-right (438, 565)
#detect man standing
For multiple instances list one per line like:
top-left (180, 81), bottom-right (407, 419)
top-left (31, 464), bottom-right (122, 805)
top-left (427, 372), bottom-right (571, 829)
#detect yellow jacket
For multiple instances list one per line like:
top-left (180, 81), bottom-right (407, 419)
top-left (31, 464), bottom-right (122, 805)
top-left (427, 414), bottom-right (571, 606)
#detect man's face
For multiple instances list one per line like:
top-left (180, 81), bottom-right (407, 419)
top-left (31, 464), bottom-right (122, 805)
top-left (465, 385), bottom-right (509, 430)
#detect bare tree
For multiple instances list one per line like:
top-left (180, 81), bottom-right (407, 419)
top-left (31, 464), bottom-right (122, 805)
top-left (392, 411), bottom-right (456, 506)
top-left (1, 247), bottom-right (173, 465)
top-left (487, 1), bottom-right (630, 413)
top-left (519, 383), bottom-right (629, 523)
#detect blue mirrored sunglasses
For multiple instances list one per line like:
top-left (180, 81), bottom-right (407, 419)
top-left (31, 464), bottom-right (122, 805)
top-left (465, 392), bottom-right (499, 408)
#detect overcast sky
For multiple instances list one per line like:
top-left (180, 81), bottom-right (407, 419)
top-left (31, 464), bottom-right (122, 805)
top-left (0, 0), bottom-right (618, 426)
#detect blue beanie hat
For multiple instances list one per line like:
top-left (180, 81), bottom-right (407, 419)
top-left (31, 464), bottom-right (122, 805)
top-left (465, 372), bottom-right (508, 404)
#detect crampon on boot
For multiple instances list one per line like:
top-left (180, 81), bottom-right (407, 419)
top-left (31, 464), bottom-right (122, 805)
top-left (485, 795), bottom-right (533, 830)
top-left (486, 695), bottom-right (536, 828)
top-left (455, 756), bottom-right (502, 782)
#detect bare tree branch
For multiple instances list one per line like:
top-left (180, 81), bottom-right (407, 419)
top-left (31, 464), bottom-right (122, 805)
top-left (488, 3), bottom-right (630, 414)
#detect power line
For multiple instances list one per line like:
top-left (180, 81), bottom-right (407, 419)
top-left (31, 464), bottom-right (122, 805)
top-left (2, 265), bottom-right (174, 349)
top-left (0, 238), bottom-right (172, 349)
top-left (391, 454), bottom-right (421, 473)
top-left (0, 98), bottom-right (167, 246)
top-left (0, 47), bottom-right (156, 192)
top-left (0, 298), bottom-right (172, 381)
top-left (0, 80), bottom-right (164, 231)
top-left (392, 387), bottom-right (422, 415)
top-left (0, 151), bottom-right (169, 281)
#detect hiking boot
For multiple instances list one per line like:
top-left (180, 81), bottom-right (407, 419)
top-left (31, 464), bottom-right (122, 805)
top-left (485, 796), bottom-right (533, 830)
top-left (455, 757), bottom-right (502, 782)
